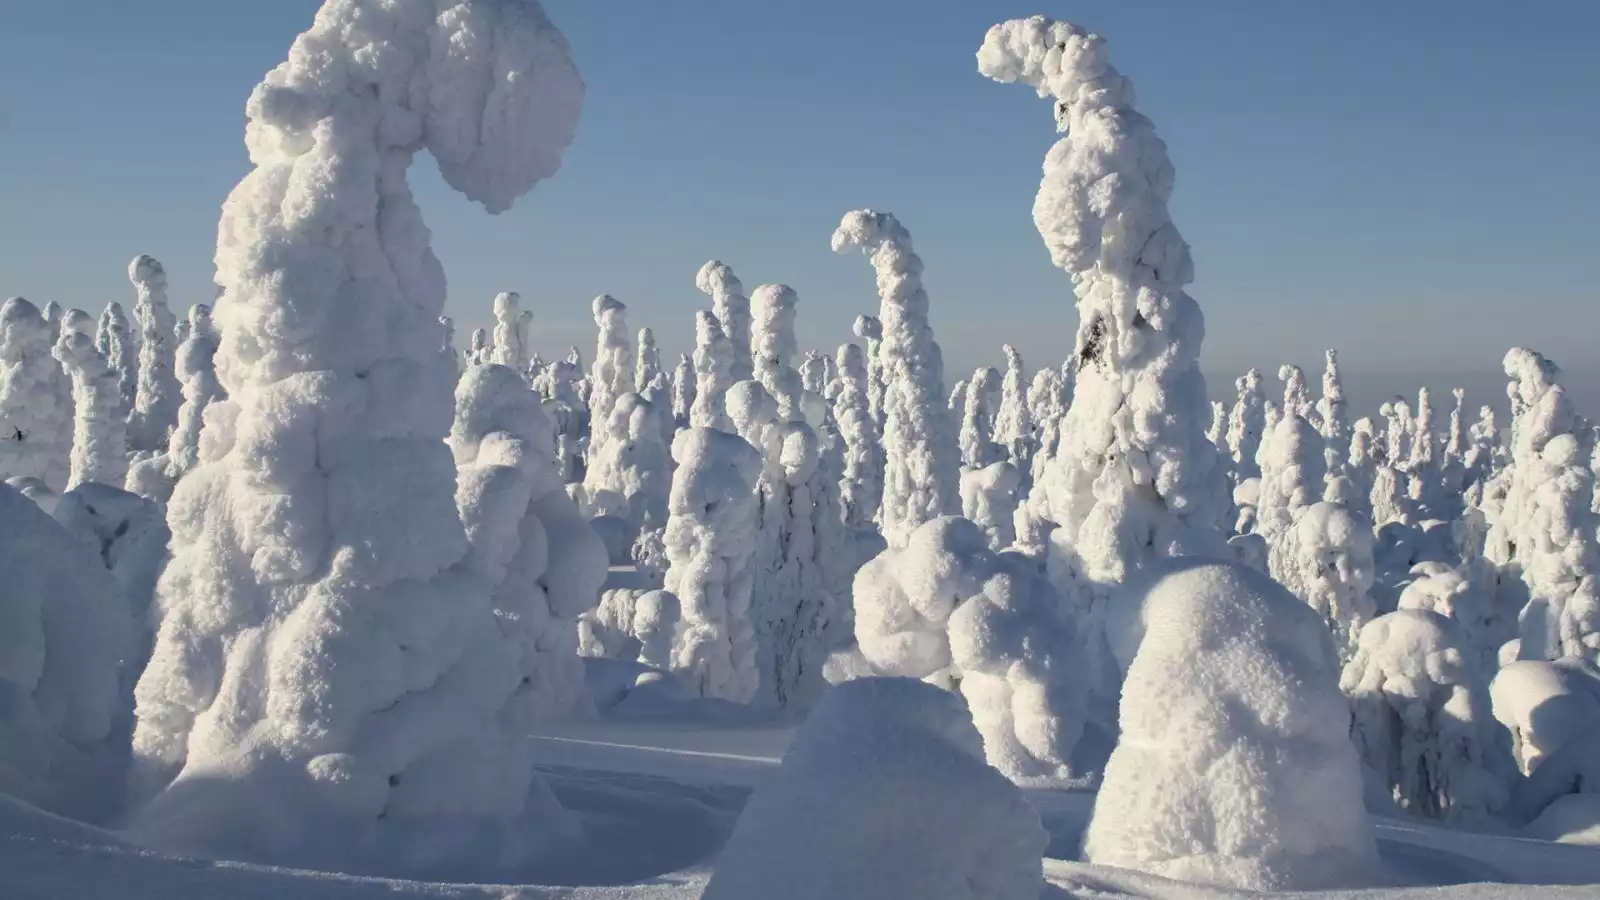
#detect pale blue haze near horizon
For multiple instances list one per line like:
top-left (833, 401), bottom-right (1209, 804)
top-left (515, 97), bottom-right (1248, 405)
top-left (2, 1), bottom-right (1596, 417)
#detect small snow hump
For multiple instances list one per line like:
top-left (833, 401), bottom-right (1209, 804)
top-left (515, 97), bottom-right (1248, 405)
top-left (704, 677), bottom-right (1046, 900)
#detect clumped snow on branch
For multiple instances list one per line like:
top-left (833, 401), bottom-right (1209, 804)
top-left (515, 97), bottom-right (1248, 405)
top-left (1088, 558), bottom-right (1378, 891)
top-left (126, 255), bottom-right (181, 452)
top-left (703, 677), bottom-right (1048, 900)
top-left (126, 0), bottom-right (585, 875)
top-left (832, 210), bottom-right (960, 548)
top-left (0, 298), bottom-right (74, 492)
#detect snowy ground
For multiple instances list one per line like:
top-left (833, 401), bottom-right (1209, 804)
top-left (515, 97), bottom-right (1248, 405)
top-left (5, 710), bottom-right (1600, 900)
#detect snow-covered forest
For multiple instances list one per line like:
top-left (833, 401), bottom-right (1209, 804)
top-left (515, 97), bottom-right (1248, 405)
top-left (2, 3), bottom-right (1599, 899)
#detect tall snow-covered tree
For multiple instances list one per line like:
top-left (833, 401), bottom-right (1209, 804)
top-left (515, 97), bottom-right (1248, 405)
top-left (833, 342), bottom-right (883, 531)
top-left (467, 327), bottom-right (490, 367)
top-left (127, 254), bottom-right (181, 452)
top-left (832, 210), bottom-right (960, 548)
top-left (125, 304), bottom-right (227, 505)
top-left (41, 301), bottom-right (63, 338)
top-left (852, 313), bottom-right (885, 431)
top-left (991, 344), bottom-right (1034, 472)
top-left (669, 352), bottom-right (694, 428)
top-left (127, 0), bottom-right (587, 873)
top-left (1279, 364), bottom-right (1313, 423)
top-left (583, 392), bottom-right (670, 547)
top-left (586, 295), bottom-right (633, 460)
top-left (1228, 368), bottom-right (1268, 481)
top-left (696, 261), bottom-right (753, 383)
top-left (688, 309), bottom-right (734, 432)
top-left (1318, 349), bottom-right (1350, 472)
top-left (54, 310), bottom-right (128, 490)
top-left (959, 365), bottom-right (1002, 469)
top-left (95, 302), bottom-right (140, 417)
top-left (980, 17), bottom-right (1227, 610)
top-left (0, 297), bottom-right (74, 492)
top-left (635, 326), bottom-right (660, 393)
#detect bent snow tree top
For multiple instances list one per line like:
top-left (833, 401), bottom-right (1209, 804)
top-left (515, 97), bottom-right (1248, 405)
top-left (979, 18), bottom-right (1226, 599)
top-left (127, 0), bottom-right (584, 877)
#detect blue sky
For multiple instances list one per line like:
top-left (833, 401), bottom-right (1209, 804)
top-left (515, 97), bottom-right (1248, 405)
top-left (2, 1), bottom-right (1597, 416)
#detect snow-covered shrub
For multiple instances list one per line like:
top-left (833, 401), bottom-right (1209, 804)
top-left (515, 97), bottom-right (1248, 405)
top-left (980, 17), bottom-right (1227, 632)
top-left (0, 480), bottom-right (132, 821)
top-left (95, 301), bottom-right (140, 417)
top-left (1088, 557), bottom-right (1378, 891)
top-left (487, 291), bottom-right (531, 371)
top-left (853, 517), bottom-right (1086, 780)
top-left (127, 0), bottom-right (586, 874)
top-left (125, 304), bottom-right (226, 505)
top-left (54, 310), bottom-right (129, 490)
top-left (127, 254), bottom-right (181, 452)
top-left (695, 260), bottom-right (753, 384)
top-left (833, 210), bottom-right (960, 548)
top-left (960, 460), bottom-right (1022, 551)
top-left (663, 427), bottom-right (763, 702)
top-left (1340, 609), bottom-right (1511, 821)
top-left (0, 297), bottom-right (73, 492)
top-left (703, 677), bottom-right (1047, 900)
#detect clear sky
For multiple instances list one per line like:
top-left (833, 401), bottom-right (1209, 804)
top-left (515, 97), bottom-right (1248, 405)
top-left (2, 1), bottom-right (1597, 417)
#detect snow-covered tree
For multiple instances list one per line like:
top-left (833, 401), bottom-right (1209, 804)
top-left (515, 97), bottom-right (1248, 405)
top-left (0, 481), bottom-right (132, 821)
top-left (703, 677), bottom-right (1048, 900)
top-left (127, 0), bottom-right (586, 873)
top-left (450, 364), bottom-right (608, 723)
top-left (852, 517), bottom-right (1087, 780)
top-left (1279, 363), bottom-right (1313, 423)
top-left (959, 365), bottom-right (1002, 469)
top-left (947, 377), bottom-right (968, 415)
top-left (1228, 368), bottom-right (1268, 481)
top-left (669, 352), bottom-right (693, 428)
top-left (41, 300), bottom-right (63, 337)
top-left (467, 327), bottom-right (489, 366)
top-left (961, 461), bottom-right (1023, 552)
top-left (663, 427), bottom-right (763, 702)
top-left (1489, 657), bottom-right (1600, 781)
top-left (635, 326), bottom-right (660, 393)
top-left (95, 302), bottom-right (139, 417)
top-left (833, 210), bottom-right (960, 548)
top-left (1484, 349), bottom-right (1600, 664)
top-left (586, 294), bottom-right (633, 461)
top-left (54, 310), bottom-right (128, 490)
top-left (1088, 558), bottom-right (1378, 891)
top-left (696, 260), bottom-right (753, 383)
top-left (1276, 501), bottom-right (1377, 659)
top-left (1255, 410), bottom-right (1327, 559)
top-left (688, 310), bottom-right (733, 432)
top-left (1318, 349), bottom-right (1350, 473)
top-left (833, 342), bottom-right (883, 531)
top-left (540, 351), bottom-right (589, 484)
top-left (487, 291), bottom-right (531, 371)
top-left (852, 313), bottom-right (885, 430)
top-left (125, 304), bottom-right (227, 505)
top-left (127, 254), bottom-right (181, 452)
top-left (1025, 366), bottom-right (1068, 479)
top-left (582, 392), bottom-right (670, 546)
top-left (981, 20), bottom-right (1227, 636)
top-left (799, 350), bottom-right (827, 397)
top-left (991, 344), bottom-right (1035, 472)
top-left (0, 297), bottom-right (74, 492)
top-left (1340, 609), bottom-right (1511, 821)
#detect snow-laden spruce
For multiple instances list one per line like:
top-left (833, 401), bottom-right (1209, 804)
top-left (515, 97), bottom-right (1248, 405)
top-left (1340, 609), bottom-right (1512, 822)
top-left (853, 517), bottom-right (1087, 781)
top-left (992, 344), bottom-right (1035, 472)
top-left (961, 461), bottom-right (1023, 552)
top-left (0, 297), bottom-right (74, 492)
top-left (833, 342), bottom-right (883, 530)
top-left (1255, 409), bottom-right (1327, 562)
top-left (959, 365), bottom-right (1002, 469)
top-left (466, 327), bottom-right (489, 366)
top-left (585, 294), bottom-right (633, 461)
top-left (0, 481), bottom-right (133, 822)
top-left (1088, 558), bottom-right (1379, 891)
top-left (95, 302), bottom-right (140, 417)
top-left (126, 0), bottom-right (585, 875)
top-left (1484, 349), bottom-right (1600, 663)
top-left (536, 349), bottom-right (589, 484)
top-left (450, 364), bottom-right (608, 722)
top-left (1228, 368), bottom-right (1268, 481)
top-left (54, 310), bottom-right (129, 490)
top-left (703, 677), bottom-right (1047, 900)
top-left (1274, 500), bottom-right (1377, 659)
top-left (980, 17), bottom-right (1227, 612)
top-left (663, 427), bottom-right (763, 702)
top-left (669, 352), bottom-right (693, 428)
top-left (1318, 349), bottom-right (1350, 473)
top-left (852, 313), bottom-right (885, 431)
top-left (127, 255), bottom-right (181, 452)
top-left (832, 210), bottom-right (960, 548)
top-left (688, 309), bottom-right (733, 432)
top-left (695, 260), bottom-right (753, 383)
top-left (125, 304), bottom-right (226, 505)
top-left (487, 291), bottom-right (531, 371)
top-left (634, 326), bottom-right (660, 393)
top-left (582, 392), bottom-right (670, 550)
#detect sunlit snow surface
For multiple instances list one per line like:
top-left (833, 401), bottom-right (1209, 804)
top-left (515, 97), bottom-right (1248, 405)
top-left (5, 691), bottom-right (1600, 899)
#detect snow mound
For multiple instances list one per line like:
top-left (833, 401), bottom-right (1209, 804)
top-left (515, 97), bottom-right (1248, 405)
top-left (1089, 558), bottom-right (1379, 891)
top-left (702, 677), bottom-right (1046, 900)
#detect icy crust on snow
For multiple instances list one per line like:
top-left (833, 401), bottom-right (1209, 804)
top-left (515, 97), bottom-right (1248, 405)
top-left (1090, 558), bottom-right (1379, 892)
top-left (702, 677), bottom-right (1047, 900)
top-left (127, 0), bottom-right (585, 876)
top-left (980, 17), bottom-right (1226, 601)
top-left (852, 517), bottom-right (1086, 780)
top-left (832, 209), bottom-right (960, 548)
top-left (0, 481), bottom-right (132, 820)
